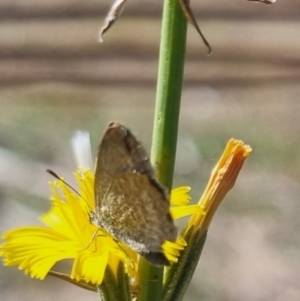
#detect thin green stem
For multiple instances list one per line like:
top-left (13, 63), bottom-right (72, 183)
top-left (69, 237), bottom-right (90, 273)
top-left (137, 0), bottom-right (188, 300)
top-left (151, 0), bottom-right (188, 189)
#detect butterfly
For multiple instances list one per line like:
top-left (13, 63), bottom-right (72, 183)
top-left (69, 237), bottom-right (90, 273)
top-left (91, 122), bottom-right (177, 265)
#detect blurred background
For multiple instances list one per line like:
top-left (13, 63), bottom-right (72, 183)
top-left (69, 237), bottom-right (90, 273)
top-left (0, 0), bottom-right (299, 300)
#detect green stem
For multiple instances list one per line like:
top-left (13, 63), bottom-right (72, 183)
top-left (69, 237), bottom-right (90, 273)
top-left (98, 266), bottom-right (119, 301)
top-left (151, 0), bottom-right (188, 189)
top-left (117, 261), bottom-right (131, 301)
top-left (137, 0), bottom-right (188, 300)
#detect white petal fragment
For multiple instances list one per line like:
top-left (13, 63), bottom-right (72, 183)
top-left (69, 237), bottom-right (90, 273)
top-left (72, 131), bottom-right (93, 170)
top-left (99, 0), bottom-right (128, 42)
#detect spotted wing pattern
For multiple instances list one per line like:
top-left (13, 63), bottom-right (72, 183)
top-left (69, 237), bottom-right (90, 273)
top-left (93, 122), bottom-right (177, 265)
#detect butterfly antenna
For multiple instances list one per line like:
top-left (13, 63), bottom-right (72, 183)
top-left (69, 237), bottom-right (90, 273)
top-left (46, 169), bottom-right (93, 212)
top-left (47, 169), bottom-right (81, 195)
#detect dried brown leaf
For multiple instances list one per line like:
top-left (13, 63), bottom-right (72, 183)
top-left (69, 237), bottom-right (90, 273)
top-left (179, 0), bottom-right (212, 55)
top-left (99, 0), bottom-right (128, 42)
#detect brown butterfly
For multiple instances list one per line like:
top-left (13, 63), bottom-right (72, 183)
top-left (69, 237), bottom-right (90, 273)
top-left (91, 122), bottom-right (177, 266)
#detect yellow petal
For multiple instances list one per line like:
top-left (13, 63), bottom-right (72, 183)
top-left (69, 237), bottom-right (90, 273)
top-left (170, 186), bottom-right (191, 206)
top-left (171, 204), bottom-right (205, 220)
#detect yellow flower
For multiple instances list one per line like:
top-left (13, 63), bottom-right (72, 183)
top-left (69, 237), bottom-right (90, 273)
top-left (186, 139), bottom-right (252, 236)
top-left (0, 169), bottom-right (201, 285)
top-left (161, 140), bottom-right (252, 301)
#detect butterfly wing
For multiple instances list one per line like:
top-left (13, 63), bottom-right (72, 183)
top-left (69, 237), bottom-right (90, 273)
top-left (93, 122), bottom-right (177, 265)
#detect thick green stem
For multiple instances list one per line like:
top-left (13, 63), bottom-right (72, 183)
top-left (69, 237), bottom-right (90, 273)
top-left (137, 0), bottom-right (188, 300)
